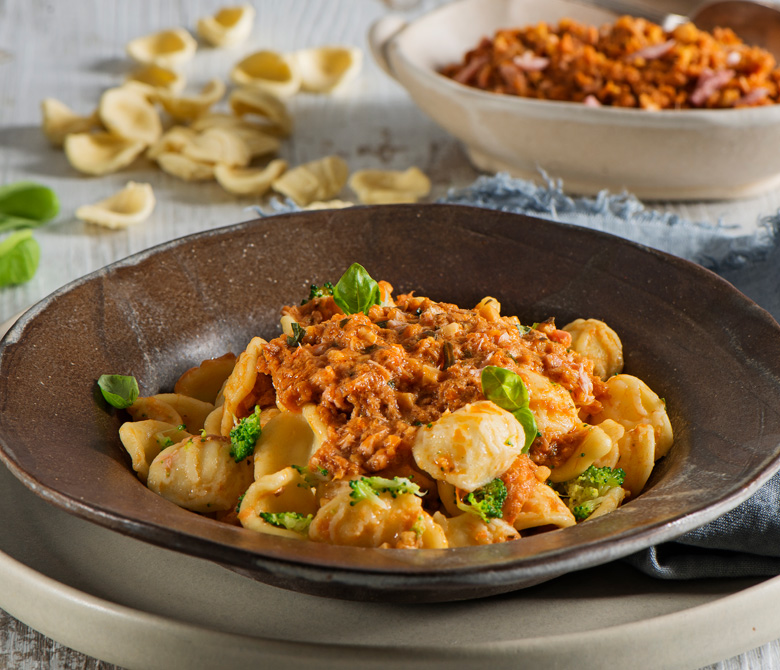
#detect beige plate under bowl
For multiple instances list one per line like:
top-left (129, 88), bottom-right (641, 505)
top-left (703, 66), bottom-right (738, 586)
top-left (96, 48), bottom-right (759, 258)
top-left (369, 0), bottom-right (780, 200)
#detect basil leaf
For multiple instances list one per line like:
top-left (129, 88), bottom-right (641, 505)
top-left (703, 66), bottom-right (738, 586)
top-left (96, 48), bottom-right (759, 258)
top-left (0, 215), bottom-right (47, 234)
top-left (481, 366), bottom-right (537, 452)
top-left (0, 182), bottom-right (59, 222)
top-left (0, 230), bottom-right (40, 287)
top-left (332, 263), bottom-right (380, 315)
top-left (480, 366), bottom-right (529, 411)
top-left (512, 407), bottom-right (538, 453)
top-left (97, 374), bottom-right (139, 409)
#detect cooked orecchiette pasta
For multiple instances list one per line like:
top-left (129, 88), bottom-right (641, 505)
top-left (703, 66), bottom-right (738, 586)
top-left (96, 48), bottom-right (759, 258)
top-left (412, 401), bottom-right (524, 491)
top-left (147, 435), bottom-right (254, 512)
top-left (563, 318), bottom-right (624, 380)
top-left (116, 268), bottom-right (673, 550)
top-left (592, 374), bottom-right (674, 460)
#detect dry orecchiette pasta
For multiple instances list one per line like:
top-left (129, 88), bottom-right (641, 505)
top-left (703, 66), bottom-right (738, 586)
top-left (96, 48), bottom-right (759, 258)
top-left (75, 181), bottom-right (156, 229)
top-left (115, 271), bottom-right (673, 550)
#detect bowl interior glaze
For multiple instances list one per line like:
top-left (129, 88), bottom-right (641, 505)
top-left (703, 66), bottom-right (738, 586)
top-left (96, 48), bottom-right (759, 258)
top-left (2, 204), bottom-right (780, 602)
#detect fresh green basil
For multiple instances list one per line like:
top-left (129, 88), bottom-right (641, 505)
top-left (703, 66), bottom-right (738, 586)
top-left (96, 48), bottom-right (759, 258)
top-left (0, 182), bottom-right (59, 231)
top-left (97, 374), bottom-right (140, 409)
top-left (0, 230), bottom-right (40, 287)
top-left (480, 366), bottom-right (538, 453)
top-left (332, 262), bottom-right (380, 315)
top-left (481, 366), bottom-right (529, 411)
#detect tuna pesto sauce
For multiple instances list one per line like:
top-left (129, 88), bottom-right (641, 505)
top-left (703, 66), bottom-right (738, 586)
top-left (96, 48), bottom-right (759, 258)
top-left (259, 288), bottom-right (606, 479)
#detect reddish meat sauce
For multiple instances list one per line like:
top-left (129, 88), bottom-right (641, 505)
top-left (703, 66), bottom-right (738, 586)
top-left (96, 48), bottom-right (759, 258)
top-left (254, 288), bottom-right (606, 483)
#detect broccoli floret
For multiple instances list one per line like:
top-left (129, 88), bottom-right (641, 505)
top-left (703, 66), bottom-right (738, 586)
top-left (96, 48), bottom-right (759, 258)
top-left (457, 478), bottom-right (508, 523)
top-left (291, 464), bottom-right (330, 487)
top-left (348, 476), bottom-right (423, 505)
top-left (307, 282), bottom-right (334, 302)
top-left (259, 511), bottom-right (313, 535)
top-left (229, 406), bottom-right (262, 462)
top-left (559, 465), bottom-right (626, 521)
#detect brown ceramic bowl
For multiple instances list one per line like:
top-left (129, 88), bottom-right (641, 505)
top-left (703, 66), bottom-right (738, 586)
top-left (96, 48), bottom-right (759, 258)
top-left (2, 204), bottom-right (780, 603)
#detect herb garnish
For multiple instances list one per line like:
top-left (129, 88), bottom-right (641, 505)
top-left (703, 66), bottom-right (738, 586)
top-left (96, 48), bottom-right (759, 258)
top-left (480, 366), bottom-right (538, 453)
top-left (332, 262), bottom-right (380, 315)
top-left (97, 374), bottom-right (140, 409)
top-left (286, 322), bottom-right (305, 347)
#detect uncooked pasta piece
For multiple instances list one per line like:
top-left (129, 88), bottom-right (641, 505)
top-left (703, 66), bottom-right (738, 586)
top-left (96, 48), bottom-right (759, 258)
top-left (64, 132), bottom-right (146, 175)
top-left (271, 155), bottom-right (348, 206)
top-left (231, 50), bottom-right (301, 98)
top-left (197, 5), bottom-right (255, 48)
top-left (126, 28), bottom-right (197, 69)
top-left (228, 87), bottom-right (293, 136)
top-left (157, 79), bottom-right (226, 121)
top-left (349, 167), bottom-right (431, 204)
top-left (304, 199), bottom-right (354, 210)
top-left (181, 127), bottom-right (251, 167)
top-left (214, 159), bottom-right (288, 195)
top-left (75, 181), bottom-right (156, 229)
top-left (98, 87), bottom-right (162, 145)
top-left (295, 46), bottom-right (363, 93)
top-left (125, 63), bottom-right (186, 95)
top-left (146, 126), bottom-right (197, 160)
top-left (40, 98), bottom-right (100, 147)
top-left (156, 152), bottom-right (215, 181)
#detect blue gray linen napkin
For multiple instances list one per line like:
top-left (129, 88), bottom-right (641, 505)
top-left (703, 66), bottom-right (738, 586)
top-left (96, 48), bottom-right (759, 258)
top-left (440, 173), bottom-right (780, 580)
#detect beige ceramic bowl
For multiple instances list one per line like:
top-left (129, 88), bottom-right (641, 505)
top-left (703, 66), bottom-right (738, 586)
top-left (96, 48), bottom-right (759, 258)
top-left (369, 0), bottom-right (780, 200)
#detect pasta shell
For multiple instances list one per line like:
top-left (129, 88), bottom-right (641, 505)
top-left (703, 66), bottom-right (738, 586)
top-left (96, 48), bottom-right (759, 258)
top-left (126, 28), bottom-right (197, 69)
top-left (156, 152), bottom-right (215, 181)
top-left (295, 46), bottom-right (363, 93)
top-left (148, 435), bottom-right (253, 513)
top-left (119, 420), bottom-right (191, 483)
top-left (228, 87), bottom-right (292, 136)
top-left (146, 125), bottom-right (197, 160)
top-left (126, 64), bottom-right (186, 95)
top-left (64, 132), bottom-right (146, 175)
top-left (197, 5), bottom-right (255, 48)
top-left (238, 467), bottom-right (318, 538)
top-left (272, 155), bottom-right (349, 206)
top-left (214, 159), bottom-right (288, 195)
top-left (98, 87), bottom-right (163, 145)
top-left (40, 98), bottom-right (100, 147)
top-left (563, 318), bottom-right (624, 380)
top-left (252, 410), bottom-right (321, 479)
top-left (157, 79), bottom-right (226, 122)
top-left (304, 199), bottom-right (354, 210)
top-left (412, 401), bottom-right (523, 492)
top-left (189, 113), bottom-right (280, 156)
top-left (349, 167), bottom-right (431, 204)
top-left (432, 511), bottom-right (516, 547)
top-left (231, 50), bottom-right (301, 98)
top-left (75, 181), bottom-right (156, 229)
top-left (181, 127), bottom-right (251, 167)
top-left (174, 353), bottom-right (238, 404)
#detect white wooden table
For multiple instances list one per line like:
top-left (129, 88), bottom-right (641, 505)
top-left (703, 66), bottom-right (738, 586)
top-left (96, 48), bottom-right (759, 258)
top-left (2, 1), bottom-right (780, 667)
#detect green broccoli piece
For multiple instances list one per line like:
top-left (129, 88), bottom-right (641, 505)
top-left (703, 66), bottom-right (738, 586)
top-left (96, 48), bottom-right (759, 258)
top-left (259, 512), bottom-right (313, 535)
top-left (348, 476), bottom-right (423, 505)
top-left (457, 478), bottom-right (508, 523)
top-left (291, 464), bottom-right (330, 487)
top-left (307, 282), bottom-right (334, 302)
top-left (559, 465), bottom-right (626, 521)
top-left (229, 406), bottom-right (262, 462)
